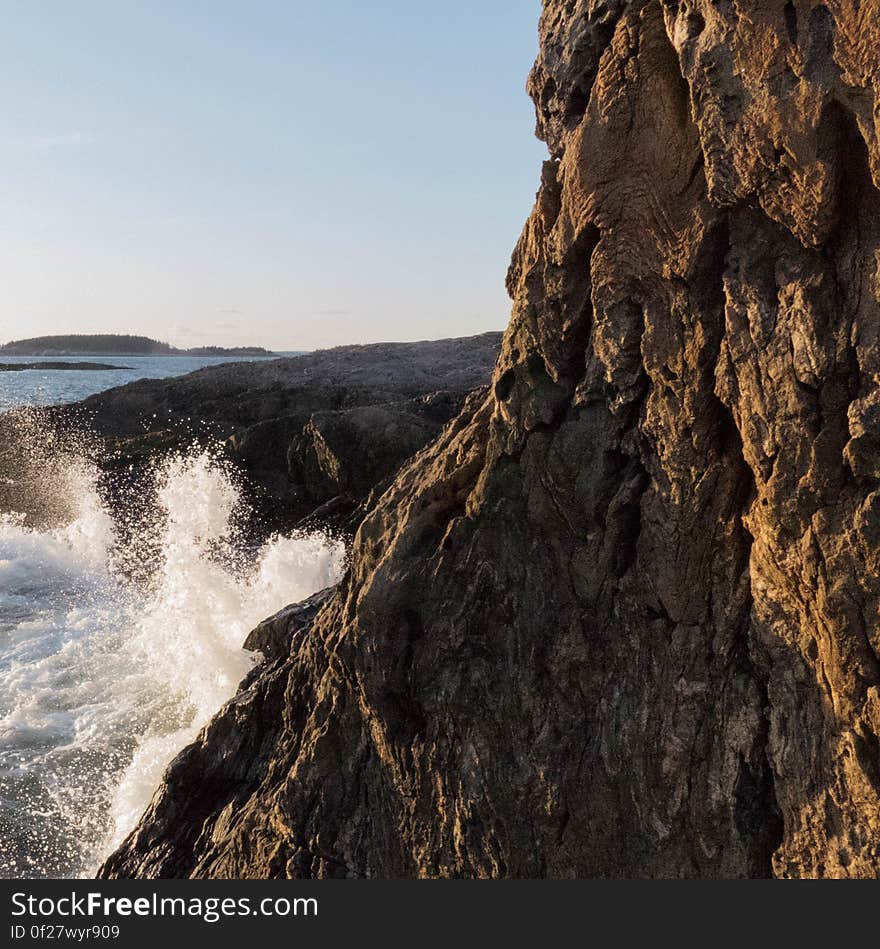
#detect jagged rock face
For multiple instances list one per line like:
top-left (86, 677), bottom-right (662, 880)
top-left (102, 0), bottom-right (880, 878)
top-left (288, 392), bottom-right (469, 504)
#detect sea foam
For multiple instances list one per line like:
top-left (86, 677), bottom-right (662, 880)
top-left (0, 444), bottom-right (344, 878)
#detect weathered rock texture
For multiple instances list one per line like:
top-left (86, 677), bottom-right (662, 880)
top-left (102, 0), bottom-right (880, 878)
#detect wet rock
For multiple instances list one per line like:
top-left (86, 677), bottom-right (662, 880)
top-left (243, 588), bottom-right (337, 660)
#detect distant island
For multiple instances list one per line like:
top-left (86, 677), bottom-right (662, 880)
top-left (0, 334), bottom-right (276, 357)
top-left (0, 361), bottom-right (130, 372)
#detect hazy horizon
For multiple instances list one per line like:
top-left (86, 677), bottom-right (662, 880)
top-left (0, 2), bottom-right (545, 351)
top-left (0, 328), bottom-right (502, 352)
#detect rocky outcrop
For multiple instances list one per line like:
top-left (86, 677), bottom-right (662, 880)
top-left (0, 362), bottom-right (130, 371)
top-left (0, 335), bottom-right (500, 532)
top-left (242, 588), bottom-right (337, 660)
top-left (85, 335), bottom-right (499, 527)
top-left (287, 392), bottom-right (469, 505)
top-left (101, 1), bottom-right (880, 878)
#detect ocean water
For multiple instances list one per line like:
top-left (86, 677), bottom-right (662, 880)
top-left (0, 354), bottom-right (300, 413)
top-left (0, 358), bottom-right (344, 879)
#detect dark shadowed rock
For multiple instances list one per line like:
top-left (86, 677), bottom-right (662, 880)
top-left (0, 362), bottom-right (130, 371)
top-left (0, 334), bottom-right (501, 533)
top-left (101, 1), bottom-right (880, 879)
top-left (289, 391), bottom-right (470, 503)
top-left (72, 334), bottom-right (502, 442)
top-left (81, 334), bottom-right (500, 526)
top-left (243, 588), bottom-right (337, 660)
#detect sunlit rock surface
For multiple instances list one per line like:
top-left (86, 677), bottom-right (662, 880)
top-left (102, 1), bottom-right (880, 878)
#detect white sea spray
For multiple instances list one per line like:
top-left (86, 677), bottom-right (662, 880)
top-left (0, 442), bottom-right (344, 878)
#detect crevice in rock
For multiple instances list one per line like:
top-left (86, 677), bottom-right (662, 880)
top-left (805, 5), bottom-right (834, 83)
top-left (733, 666), bottom-right (786, 874)
top-left (784, 1), bottom-right (798, 46)
top-left (853, 728), bottom-right (880, 795)
top-left (611, 457), bottom-right (650, 579)
top-left (718, 393), bottom-right (783, 875)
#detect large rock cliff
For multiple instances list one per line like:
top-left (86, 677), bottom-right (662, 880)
top-left (101, 0), bottom-right (880, 878)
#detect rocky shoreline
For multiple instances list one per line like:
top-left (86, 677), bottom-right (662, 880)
top-left (0, 333), bottom-right (501, 536)
top-left (0, 361), bottom-right (130, 371)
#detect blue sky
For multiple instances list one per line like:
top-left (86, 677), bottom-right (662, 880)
top-left (0, 1), bottom-right (545, 350)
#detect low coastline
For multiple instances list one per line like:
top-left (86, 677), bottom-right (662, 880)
top-left (0, 361), bottom-right (131, 372)
top-left (16, 332), bottom-right (502, 535)
top-left (0, 333), bottom-right (276, 358)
